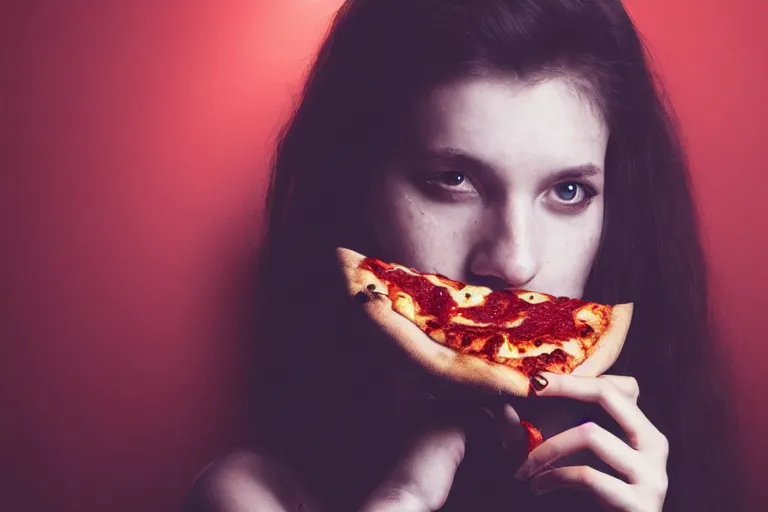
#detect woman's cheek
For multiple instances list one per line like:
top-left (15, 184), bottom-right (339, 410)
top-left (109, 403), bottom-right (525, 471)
top-left (540, 208), bottom-right (603, 290)
top-left (375, 197), bottom-right (476, 272)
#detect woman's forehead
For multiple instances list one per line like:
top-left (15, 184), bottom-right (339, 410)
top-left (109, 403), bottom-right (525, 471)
top-left (407, 75), bottom-right (609, 180)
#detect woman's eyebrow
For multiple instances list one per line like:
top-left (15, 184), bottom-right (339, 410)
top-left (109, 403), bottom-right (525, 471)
top-left (411, 147), bottom-right (493, 174)
top-left (548, 164), bottom-right (603, 181)
top-left (407, 147), bottom-right (603, 183)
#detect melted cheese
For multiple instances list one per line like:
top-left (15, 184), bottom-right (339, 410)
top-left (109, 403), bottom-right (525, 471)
top-left (450, 315), bottom-right (525, 329)
top-left (497, 337), bottom-right (583, 359)
top-left (392, 292), bottom-right (416, 321)
top-left (575, 306), bottom-right (602, 328)
top-left (378, 263), bottom-right (597, 363)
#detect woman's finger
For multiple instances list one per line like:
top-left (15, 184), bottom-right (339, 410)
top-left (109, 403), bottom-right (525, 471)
top-left (598, 375), bottom-right (640, 403)
top-left (529, 465), bottom-right (638, 511)
top-left (359, 425), bottom-right (466, 512)
top-left (514, 421), bottom-right (640, 483)
top-left (531, 373), bottom-right (667, 455)
top-left (490, 403), bottom-right (526, 453)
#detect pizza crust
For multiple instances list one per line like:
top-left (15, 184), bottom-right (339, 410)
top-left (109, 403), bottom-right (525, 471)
top-left (336, 247), bottom-right (632, 398)
top-left (571, 303), bottom-right (632, 377)
top-left (357, 289), bottom-right (534, 396)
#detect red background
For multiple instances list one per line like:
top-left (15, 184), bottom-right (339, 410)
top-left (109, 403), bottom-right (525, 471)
top-left (4, 1), bottom-right (767, 510)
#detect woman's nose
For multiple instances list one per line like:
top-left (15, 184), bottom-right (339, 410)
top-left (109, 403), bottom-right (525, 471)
top-left (467, 203), bottom-right (540, 290)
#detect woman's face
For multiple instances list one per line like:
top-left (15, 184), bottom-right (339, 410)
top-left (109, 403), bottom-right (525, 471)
top-left (370, 75), bottom-right (608, 299)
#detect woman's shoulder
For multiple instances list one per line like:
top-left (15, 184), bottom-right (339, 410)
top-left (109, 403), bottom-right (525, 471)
top-left (182, 447), bottom-right (318, 512)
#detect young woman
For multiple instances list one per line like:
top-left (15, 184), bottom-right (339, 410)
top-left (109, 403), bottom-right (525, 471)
top-left (185, 1), bottom-right (743, 510)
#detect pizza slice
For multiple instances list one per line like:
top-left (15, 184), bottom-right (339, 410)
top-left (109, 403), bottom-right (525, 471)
top-left (336, 247), bottom-right (633, 398)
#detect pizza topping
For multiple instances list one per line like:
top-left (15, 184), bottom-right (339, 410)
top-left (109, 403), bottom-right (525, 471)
top-left (357, 256), bottom-right (611, 378)
top-left (521, 349), bottom-right (570, 375)
top-left (520, 420), bottom-right (544, 454)
top-left (360, 257), bottom-right (592, 346)
top-left (339, 247), bottom-right (632, 398)
top-left (481, 334), bottom-right (505, 359)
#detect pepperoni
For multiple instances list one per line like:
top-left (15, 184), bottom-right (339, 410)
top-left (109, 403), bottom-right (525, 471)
top-left (520, 420), bottom-right (544, 454)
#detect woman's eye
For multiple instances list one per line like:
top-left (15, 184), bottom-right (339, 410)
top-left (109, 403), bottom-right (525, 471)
top-left (554, 182), bottom-right (581, 202)
top-left (547, 182), bottom-right (598, 212)
top-left (551, 182), bottom-right (594, 203)
top-left (435, 171), bottom-right (466, 187)
top-left (420, 170), bottom-right (478, 201)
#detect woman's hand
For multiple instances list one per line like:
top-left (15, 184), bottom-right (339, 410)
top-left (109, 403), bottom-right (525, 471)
top-left (358, 401), bottom-right (527, 512)
top-left (357, 424), bottom-right (466, 512)
top-left (514, 373), bottom-right (669, 512)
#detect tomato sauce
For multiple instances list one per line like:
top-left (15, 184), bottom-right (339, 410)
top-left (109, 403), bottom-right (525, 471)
top-left (360, 257), bottom-right (589, 375)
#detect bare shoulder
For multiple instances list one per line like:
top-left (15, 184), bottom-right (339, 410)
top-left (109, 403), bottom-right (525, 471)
top-left (182, 448), bottom-right (319, 512)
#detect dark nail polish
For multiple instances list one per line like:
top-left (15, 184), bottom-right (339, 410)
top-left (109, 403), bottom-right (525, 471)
top-left (530, 374), bottom-right (548, 392)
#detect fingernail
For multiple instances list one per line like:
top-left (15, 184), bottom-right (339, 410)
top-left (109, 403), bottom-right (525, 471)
top-left (514, 462), bottom-right (531, 481)
top-left (530, 374), bottom-right (548, 392)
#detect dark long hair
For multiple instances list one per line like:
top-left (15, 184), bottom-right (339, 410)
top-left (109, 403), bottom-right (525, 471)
top-left (250, 1), bottom-right (743, 510)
